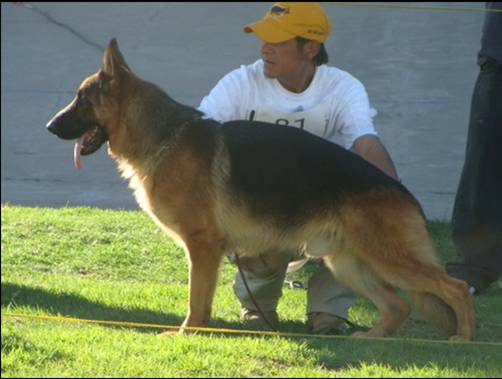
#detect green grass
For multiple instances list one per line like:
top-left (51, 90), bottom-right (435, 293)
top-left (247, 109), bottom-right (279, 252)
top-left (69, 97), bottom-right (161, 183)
top-left (2, 205), bottom-right (502, 377)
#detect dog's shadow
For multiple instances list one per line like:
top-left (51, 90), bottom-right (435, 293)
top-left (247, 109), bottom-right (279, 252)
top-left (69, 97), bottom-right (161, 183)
top-left (2, 282), bottom-right (490, 374)
top-left (1, 282), bottom-right (306, 335)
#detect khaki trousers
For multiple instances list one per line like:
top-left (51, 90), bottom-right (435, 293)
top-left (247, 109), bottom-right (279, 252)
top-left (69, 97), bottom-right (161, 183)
top-left (232, 251), bottom-right (356, 318)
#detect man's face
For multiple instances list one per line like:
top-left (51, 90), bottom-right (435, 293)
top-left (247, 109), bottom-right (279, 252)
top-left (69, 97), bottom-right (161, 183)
top-left (260, 38), bottom-right (312, 80)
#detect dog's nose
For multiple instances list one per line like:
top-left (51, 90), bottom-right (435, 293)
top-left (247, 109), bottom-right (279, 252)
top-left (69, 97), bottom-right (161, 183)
top-left (46, 121), bottom-right (58, 135)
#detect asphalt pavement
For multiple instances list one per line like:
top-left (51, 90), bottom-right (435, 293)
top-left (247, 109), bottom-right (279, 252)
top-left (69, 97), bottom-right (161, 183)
top-left (1, 2), bottom-right (486, 220)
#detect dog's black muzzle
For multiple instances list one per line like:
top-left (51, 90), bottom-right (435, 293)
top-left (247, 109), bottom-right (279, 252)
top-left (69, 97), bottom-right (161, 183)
top-left (46, 101), bottom-right (108, 159)
top-left (46, 103), bottom-right (93, 140)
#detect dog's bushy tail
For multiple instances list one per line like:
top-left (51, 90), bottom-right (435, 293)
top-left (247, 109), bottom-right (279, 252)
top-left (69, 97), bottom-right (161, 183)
top-left (408, 291), bottom-right (457, 336)
top-left (406, 240), bottom-right (458, 337)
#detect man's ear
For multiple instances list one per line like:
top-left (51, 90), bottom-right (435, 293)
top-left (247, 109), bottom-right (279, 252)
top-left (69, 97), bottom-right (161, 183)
top-left (102, 38), bottom-right (131, 78)
top-left (304, 40), bottom-right (321, 61)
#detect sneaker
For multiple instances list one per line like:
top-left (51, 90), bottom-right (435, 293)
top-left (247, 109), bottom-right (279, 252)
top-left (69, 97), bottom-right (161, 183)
top-left (307, 312), bottom-right (369, 335)
top-left (240, 308), bottom-right (279, 329)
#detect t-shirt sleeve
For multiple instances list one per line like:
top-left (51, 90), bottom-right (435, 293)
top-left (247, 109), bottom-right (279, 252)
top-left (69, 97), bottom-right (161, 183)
top-left (198, 67), bottom-right (247, 122)
top-left (332, 78), bottom-right (378, 149)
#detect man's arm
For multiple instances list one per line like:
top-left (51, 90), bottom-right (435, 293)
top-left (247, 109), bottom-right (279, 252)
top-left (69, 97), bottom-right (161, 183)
top-left (198, 67), bottom-right (247, 122)
top-left (351, 135), bottom-right (399, 181)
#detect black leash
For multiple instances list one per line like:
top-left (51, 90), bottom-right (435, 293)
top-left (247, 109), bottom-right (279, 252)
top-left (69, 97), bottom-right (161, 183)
top-left (233, 253), bottom-right (278, 332)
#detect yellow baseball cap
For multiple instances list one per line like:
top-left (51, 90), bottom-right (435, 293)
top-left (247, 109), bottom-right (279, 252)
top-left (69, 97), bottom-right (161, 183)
top-left (243, 2), bottom-right (331, 43)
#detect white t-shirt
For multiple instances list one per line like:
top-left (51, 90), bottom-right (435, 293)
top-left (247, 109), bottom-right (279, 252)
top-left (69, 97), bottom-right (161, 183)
top-left (198, 59), bottom-right (378, 149)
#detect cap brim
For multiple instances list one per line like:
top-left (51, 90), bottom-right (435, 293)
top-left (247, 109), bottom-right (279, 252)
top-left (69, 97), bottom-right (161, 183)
top-left (243, 19), bottom-right (296, 43)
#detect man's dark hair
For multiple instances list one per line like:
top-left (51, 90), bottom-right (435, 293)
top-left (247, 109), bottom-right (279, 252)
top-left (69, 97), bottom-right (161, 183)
top-left (295, 37), bottom-right (329, 66)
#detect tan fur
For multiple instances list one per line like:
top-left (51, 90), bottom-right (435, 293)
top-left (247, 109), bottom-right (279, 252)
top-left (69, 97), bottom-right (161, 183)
top-left (47, 39), bottom-right (475, 339)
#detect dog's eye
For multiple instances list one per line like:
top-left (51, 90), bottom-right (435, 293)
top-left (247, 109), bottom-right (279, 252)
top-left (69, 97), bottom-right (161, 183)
top-left (77, 93), bottom-right (90, 107)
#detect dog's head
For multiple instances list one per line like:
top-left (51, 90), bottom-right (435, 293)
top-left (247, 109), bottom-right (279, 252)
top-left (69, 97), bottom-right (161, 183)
top-left (46, 38), bottom-right (131, 169)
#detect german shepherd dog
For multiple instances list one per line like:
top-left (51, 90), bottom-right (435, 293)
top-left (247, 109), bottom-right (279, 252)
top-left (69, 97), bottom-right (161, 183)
top-left (46, 39), bottom-right (475, 340)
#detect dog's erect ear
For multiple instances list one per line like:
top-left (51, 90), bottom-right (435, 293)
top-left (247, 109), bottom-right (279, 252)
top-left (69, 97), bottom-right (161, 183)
top-left (102, 38), bottom-right (131, 78)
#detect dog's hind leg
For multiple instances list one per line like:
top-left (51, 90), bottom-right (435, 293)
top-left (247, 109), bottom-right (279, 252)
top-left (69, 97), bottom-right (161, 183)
top-left (349, 233), bottom-right (475, 340)
top-left (337, 193), bottom-right (475, 340)
top-left (367, 259), bottom-right (474, 340)
top-left (324, 253), bottom-right (411, 338)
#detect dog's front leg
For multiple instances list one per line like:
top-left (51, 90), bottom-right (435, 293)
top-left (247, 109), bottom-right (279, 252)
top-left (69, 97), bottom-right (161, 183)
top-left (179, 236), bottom-right (224, 334)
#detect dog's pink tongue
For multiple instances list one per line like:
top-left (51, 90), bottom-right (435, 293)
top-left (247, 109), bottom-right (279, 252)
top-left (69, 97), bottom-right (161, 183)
top-left (73, 136), bottom-right (85, 170)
